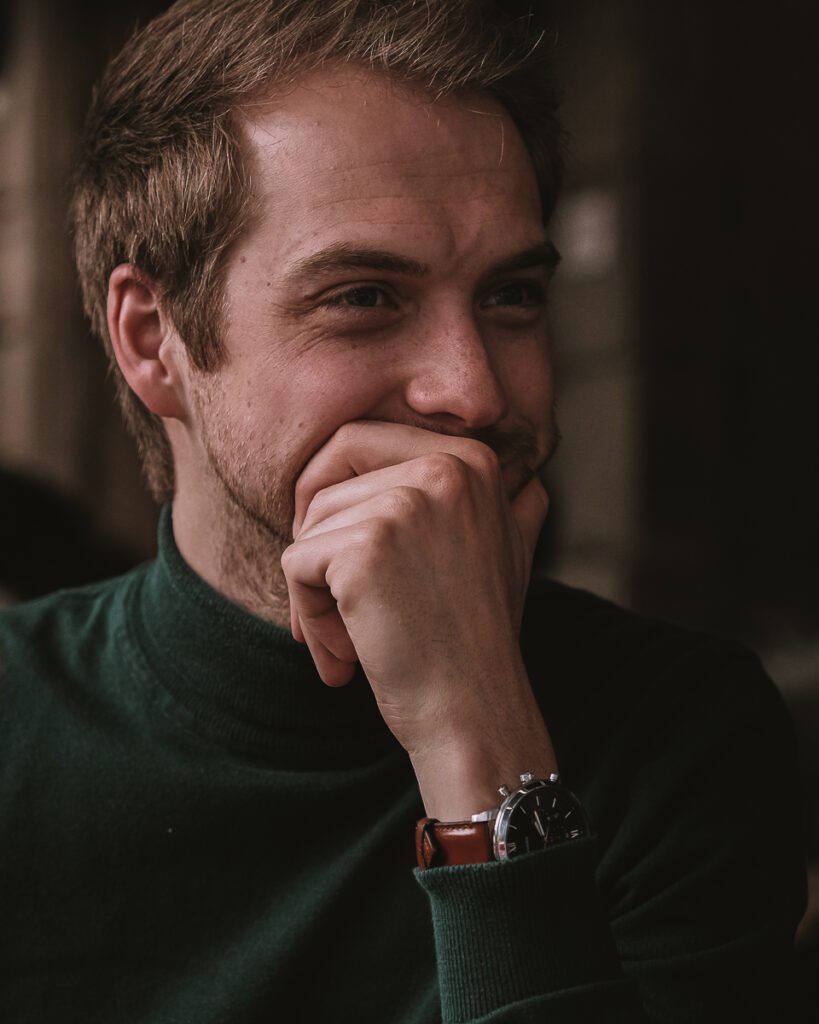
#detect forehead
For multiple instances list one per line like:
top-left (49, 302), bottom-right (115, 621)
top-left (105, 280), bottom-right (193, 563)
top-left (237, 66), bottom-right (544, 270)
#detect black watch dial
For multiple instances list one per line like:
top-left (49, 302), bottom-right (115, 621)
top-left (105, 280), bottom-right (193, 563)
top-left (494, 781), bottom-right (587, 859)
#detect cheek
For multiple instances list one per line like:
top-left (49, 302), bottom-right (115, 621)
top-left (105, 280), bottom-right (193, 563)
top-left (289, 354), bottom-right (400, 418)
top-left (502, 349), bottom-right (554, 421)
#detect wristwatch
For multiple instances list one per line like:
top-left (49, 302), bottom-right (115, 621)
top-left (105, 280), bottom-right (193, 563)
top-left (415, 772), bottom-right (588, 869)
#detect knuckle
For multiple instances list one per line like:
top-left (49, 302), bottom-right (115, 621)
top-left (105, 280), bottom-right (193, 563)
top-left (381, 485), bottom-right (425, 520)
top-left (354, 516), bottom-right (401, 558)
top-left (333, 421), bottom-right (359, 447)
top-left (369, 515), bottom-right (398, 546)
top-left (419, 451), bottom-right (467, 491)
top-left (471, 442), bottom-right (501, 480)
top-left (304, 485), bottom-right (332, 522)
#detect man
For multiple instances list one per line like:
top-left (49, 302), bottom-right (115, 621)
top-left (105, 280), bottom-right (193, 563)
top-left (0, 1), bottom-right (806, 1021)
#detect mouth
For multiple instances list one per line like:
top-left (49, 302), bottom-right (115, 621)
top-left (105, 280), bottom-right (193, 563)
top-left (500, 457), bottom-right (543, 501)
top-left (497, 423), bottom-right (560, 495)
top-left (292, 413), bottom-right (560, 513)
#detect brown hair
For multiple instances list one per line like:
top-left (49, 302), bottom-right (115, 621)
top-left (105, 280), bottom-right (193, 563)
top-left (70, 0), bottom-right (564, 501)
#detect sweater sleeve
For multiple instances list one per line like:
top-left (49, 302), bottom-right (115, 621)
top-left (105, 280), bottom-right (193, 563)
top-left (414, 640), bottom-right (806, 1022)
top-left (415, 840), bottom-right (647, 1021)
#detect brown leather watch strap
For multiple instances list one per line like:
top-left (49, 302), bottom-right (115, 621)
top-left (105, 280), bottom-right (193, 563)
top-left (415, 817), bottom-right (494, 869)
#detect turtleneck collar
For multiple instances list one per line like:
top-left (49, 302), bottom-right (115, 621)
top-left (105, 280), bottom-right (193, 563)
top-left (129, 505), bottom-right (396, 767)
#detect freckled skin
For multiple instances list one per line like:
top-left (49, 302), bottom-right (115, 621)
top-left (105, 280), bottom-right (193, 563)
top-left (170, 67), bottom-right (553, 609)
top-left (163, 65), bottom-right (558, 818)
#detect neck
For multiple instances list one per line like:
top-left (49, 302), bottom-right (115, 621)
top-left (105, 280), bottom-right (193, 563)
top-left (171, 488), bottom-right (292, 629)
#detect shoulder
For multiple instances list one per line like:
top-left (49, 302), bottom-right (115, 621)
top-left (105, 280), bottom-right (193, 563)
top-left (524, 580), bottom-right (806, 964)
top-left (0, 568), bottom-right (139, 637)
top-left (521, 577), bottom-right (798, 815)
top-left (0, 567), bottom-right (148, 701)
top-left (522, 576), bottom-right (785, 725)
top-left (524, 575), bottom-right (763, 673)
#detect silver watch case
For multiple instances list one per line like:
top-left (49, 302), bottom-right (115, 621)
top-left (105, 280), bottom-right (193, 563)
top-left (492, 772), bottom-right (588, 861)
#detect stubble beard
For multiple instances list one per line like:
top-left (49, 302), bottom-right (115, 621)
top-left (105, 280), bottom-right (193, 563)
top-left (207, 443), bottom-right (296, 624)
top-left (194, 380), bottom-right (561, 626)
top-left (193, 382), bottom-right (298, 627)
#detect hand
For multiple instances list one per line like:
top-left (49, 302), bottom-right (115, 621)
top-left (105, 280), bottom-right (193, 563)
top-left (281, 421), bottom-right (557, 818)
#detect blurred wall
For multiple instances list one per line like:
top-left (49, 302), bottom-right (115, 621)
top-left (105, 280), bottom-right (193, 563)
top-left (545, 0), bottom-right (818, 647)
top-left (0, 0), bottom-right (167, 557)
top-left (542, 1), bottom-right (818, 966)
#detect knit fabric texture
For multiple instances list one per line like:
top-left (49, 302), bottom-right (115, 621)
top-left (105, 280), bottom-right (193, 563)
top-left (0, 507), bottom-right (806, 1022)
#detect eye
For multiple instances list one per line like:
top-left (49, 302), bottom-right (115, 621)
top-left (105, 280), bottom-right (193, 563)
top-left (324, 285), bottom-right (393, 309)
top-left (483, 281), bottom-right (546, 309)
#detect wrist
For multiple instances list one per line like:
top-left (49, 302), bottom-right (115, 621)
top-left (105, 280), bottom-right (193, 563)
top-left (416, 772), bottom-right (590, 869)
top-left (403, 657), bottom-right (556, 819)
top-left (410, 729), bottom-right (557, 821)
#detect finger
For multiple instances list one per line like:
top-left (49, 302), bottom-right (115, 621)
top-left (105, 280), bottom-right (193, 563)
top-left (510, 475), bottom-right (550, 564)
top-left (291, 586), bottom-right (358, 687)
top-left (282, 533), bottom-right (361, 685)
top-left (293, 586), bottom-right (358, 664)
top-left (297, 465), bottom-right (416, 539)
top-left (290, 602), bottom-right (305, 643)
top-left (299, 459), bottom-right (454, 542)
top-left (294, 421), bottom-right (496, 535)
top-left (300, 624), bottom-right (357, 687)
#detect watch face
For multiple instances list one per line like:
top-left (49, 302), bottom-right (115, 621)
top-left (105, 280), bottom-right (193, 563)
top-left (494, 782), bottom-right (587, 860)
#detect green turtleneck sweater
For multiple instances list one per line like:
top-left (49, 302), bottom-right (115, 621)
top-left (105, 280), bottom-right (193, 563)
top-left (0, 508), bottom-right (805, 1022)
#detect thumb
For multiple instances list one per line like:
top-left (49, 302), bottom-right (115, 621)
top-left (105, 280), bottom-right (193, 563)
top-left (511, 475), bottom-right (550, 564)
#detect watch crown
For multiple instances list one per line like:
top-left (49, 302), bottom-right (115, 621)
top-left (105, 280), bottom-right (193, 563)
top-left (548, 772), bottom-right (560, 783)
top-left (498, 785), bottom-right (510, 798)
top-left (520, 772), bottom-right (534, 784)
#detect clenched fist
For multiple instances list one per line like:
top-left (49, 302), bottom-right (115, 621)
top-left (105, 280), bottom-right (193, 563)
top-left (281, 421), bottom-right (557, 819)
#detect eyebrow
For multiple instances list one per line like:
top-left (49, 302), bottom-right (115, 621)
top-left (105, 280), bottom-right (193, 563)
top-left (288, 244), bottom-right (429, 282)
top-left (286, 240), bottom-right (561, 285)
top-left (488, 242), bottom-right (562, 278)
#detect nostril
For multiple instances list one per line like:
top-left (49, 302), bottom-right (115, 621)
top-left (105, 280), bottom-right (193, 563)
top-left (403, 371), bottom-right (507, 429)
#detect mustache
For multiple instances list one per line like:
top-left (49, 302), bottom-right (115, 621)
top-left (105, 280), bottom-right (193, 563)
top-left (397, 412), bottom-right (562, 495)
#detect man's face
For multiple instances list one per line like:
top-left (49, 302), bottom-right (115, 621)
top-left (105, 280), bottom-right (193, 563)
top-left (190, 66), bottom-right (557, 547)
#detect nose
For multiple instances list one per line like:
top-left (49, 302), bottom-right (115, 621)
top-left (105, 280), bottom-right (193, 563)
top-left (402, 315), bottom-right (507, 430)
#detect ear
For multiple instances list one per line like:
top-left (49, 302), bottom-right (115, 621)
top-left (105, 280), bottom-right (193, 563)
top-left (107, 264), bottom-right (188, 421)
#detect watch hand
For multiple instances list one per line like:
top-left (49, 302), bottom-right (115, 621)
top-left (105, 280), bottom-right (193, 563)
top-left (532, 810), bottom-right (546, 838)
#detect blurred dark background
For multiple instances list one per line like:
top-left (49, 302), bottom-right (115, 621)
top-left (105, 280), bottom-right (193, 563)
top-left (0, 0), bottom-right (816, 1005)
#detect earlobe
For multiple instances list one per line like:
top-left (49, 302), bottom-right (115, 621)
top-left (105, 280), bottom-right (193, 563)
top-left (107, 264), bottom-right (187, 420)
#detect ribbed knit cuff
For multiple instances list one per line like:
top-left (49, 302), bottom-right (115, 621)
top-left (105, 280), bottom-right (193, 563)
top-left (414, 837), bottom-right (622, 1022)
